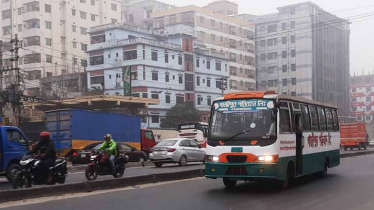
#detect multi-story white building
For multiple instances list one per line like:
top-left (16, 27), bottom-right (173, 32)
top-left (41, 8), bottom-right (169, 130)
top-left (122, 0), bottom-right (175, 30)
top-left (86, 23), bottom-right (229, 128)
top-left (0, 0), bottom-right (121, 94)
top-left (250, 2), bottom-right (350, 115)
top-left (150, 2), bottom-right (256, 92)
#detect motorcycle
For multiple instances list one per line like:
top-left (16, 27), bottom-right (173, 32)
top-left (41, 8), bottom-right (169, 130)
top-left (12, 155), bottom-right (68, 189)
top-left (85, 150), bottom-right (128, 181)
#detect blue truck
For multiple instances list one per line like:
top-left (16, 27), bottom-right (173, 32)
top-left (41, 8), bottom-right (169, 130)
top-left (0, 125), bottom-right (30, 182)
top-left (45, 109), bottom-right (155, 157)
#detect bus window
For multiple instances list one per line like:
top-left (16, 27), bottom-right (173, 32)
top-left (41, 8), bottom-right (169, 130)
top-left (318, 107), bottom-right (327, 131)
top-left (309, 106), bottom-right (319, 131)
top-left (300, 104), bottom-right (311, 131)
top-left (332, 109), bottom-right (339, 131)
top-left (325, 109), bottom-right (333, 131)
top-left (280, 103), bottom-right (291, 133)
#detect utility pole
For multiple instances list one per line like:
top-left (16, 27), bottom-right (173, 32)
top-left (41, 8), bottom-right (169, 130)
top-left (0, 40), bottom-right (3, 91)
top-left (219, 76), bottom-right (228, 96)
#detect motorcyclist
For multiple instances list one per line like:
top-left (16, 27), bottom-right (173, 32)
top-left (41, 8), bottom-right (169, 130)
top-left (27, 131), bottom-right (56, 184)
top-left (99, 134), bottom-right (117, 173)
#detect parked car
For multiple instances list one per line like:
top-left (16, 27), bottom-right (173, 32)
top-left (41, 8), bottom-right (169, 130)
top-left (71, 143), bottom-right (101, 165)
top-left (369, 140), bottom-right (374, 146)
top-left (149, 138), bottom-right (206, 168)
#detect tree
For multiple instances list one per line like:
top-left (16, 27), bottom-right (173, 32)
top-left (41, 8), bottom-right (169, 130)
top-left (160, 104), bottom-right (200, 128)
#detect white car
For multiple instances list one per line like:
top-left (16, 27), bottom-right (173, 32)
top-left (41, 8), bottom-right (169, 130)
top-left (149, 138), bottom-right (206, 167)
top-left (369, 140), bottom-right (374, 146)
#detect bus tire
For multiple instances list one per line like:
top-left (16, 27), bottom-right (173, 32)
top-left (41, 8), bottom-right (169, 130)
top-left (279, 162), bottom-right (295, 190)
top-left (223, 178), bottom-right (237, 189)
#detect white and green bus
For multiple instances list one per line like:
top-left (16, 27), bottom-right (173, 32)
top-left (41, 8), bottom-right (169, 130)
top-left (205, 91), bottom-right (340, 189)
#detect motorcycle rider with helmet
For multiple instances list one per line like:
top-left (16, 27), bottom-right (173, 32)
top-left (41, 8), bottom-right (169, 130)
top-left (98, 134), bottom-right (117, 173)
top-left (26, 131), bottom-right (56, 184)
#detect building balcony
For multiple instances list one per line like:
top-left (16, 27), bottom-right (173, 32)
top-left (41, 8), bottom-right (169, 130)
top-left (89, 22), bottom-right (152, 35)
top-left (194, 48), bottom-right (227, 60)
top-left (89, 37), bottom-right (182, 52)
top-left (22, 11), bottom-right (40, 21)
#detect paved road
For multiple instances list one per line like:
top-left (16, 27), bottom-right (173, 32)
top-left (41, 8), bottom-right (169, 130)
top-left (4, 154), bottom-right (374, 210)
top-left (0, 163), bottom-right (204, 191)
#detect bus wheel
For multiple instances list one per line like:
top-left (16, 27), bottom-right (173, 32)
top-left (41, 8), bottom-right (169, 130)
top-left (279, 163), bottom-right (295, 190)
top-left (358, 144), bottom-right (362, 150)
top-left (223, 178), bottom-right (237, 189)
top-left (344, 146), bottom-right (347, 151)
top-left (318, 159), bottom-right (328, 179)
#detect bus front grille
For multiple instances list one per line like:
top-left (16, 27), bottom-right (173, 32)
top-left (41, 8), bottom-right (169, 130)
top-left (226, 155), bottom-right (247, 163)
top-left (225, 166), bottom-right (247, 175)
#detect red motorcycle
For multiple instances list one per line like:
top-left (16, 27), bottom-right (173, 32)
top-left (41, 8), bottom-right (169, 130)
top-left (85, 150), bottom-right (128, 181)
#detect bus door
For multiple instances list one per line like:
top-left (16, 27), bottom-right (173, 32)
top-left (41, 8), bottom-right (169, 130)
top-left (292, 103), bottom-right (303, 175)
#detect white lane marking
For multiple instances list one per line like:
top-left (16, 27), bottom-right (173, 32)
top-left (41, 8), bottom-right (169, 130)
top-left (0, 177), bottom-right (205, 208)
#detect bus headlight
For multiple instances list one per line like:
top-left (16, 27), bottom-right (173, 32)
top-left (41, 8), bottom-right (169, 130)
top-left (256, 155), bottom-right (278, 162)
top-left (206, 155), bottom-right (220, 162)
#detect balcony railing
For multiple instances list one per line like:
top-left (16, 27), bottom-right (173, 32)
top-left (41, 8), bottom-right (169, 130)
top-left (194, 48), bottom-right (227, 60)
top-left (91, 37), bottom-right (182, 51)
top-left (89, 22), bottom-right (152, 35)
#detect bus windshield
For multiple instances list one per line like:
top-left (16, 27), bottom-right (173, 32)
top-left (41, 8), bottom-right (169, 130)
top-left (210, 99), bottom-right (276, 139)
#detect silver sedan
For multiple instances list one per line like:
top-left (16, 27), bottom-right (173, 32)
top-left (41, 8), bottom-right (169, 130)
top-left (149, 138), bottom-right (206, 167)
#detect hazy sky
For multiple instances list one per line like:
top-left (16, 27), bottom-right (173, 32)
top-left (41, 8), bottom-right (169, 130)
top-left (160, 0), bottom-right (374, 76)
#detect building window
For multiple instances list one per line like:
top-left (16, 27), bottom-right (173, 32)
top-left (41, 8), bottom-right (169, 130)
top-left (176, 96), bottom-right (184, 104)
top-left (368, 106), bottom-right (371, 111)
top-left (292, 78), bottom-right (296, 85)
top-left (291, 63), bottom-right (296, 71)
top-left (73, 42), bottom-right (77, 48)
top-left (91, 14), bottom-right (96, 21)
top-left (207, 79), bottom-right (211, 87)
top-left (178, 56), bottom-right (182, 65)
top-left (367, 97), bottom-right (371, 101)
top-left (80, 11), bottom-right (86, 19)
top-left (267, 24), bottom-right (277, 33)
top-left (211, 34), bottom-right (216, 41)
top-left (260, 40), bottom-right (266, 47)
top-left (152, 72), bottom-right (158, 81)
top-left (216, 80), bottom-right (222, 89)
top-left (367, 87), bottom-right (371, 92)
top-left (45, 4), bottom-right (51, 13)
top-left (81, 27), bottom-right (87, 35)
top-left (80, 0), bottom-right (86, 3)
top-left (267, 52), bottom-right (277, 60)
top-left (291, 35), bottom-right (296, 43)
top-left (90, 76), bottom-right (104, 85)
top-left (46, 55), bottom-right (52, 63)
top-left (291, 49), bottom-right (296, 57)
top-left (123, 50), bottom-right (137, 60)
top-left (282, 65), bottom-right (287, 72)
top-left (91, 0), bottom-right (95, 6)
top-left (282, 37), bottom-right (287, 44)
top-left (283, 79), bottom-right (287, 86)
top-left (261, 54), bottom-right (266, 61)
top-left (45, 21), bottom-right (52, 29)
top-left (151, 94), bottom-right (159, 99)
top-left (111, 3), bottom-right (117, 11)
top-left (72, 25), bottom-right (77, 32)
top-left (166, 95), bottom-right (170, 104)
top-left (200, 16), bottom-right (204, 23)
top-left (211, 20), bottom-right (215, 26)
top-left (165, 53), bottom-right (169, 63)
top-left (90, 55), bottom-right (104, 66)
top-left (72, 9), bottom-right (76, 16)
top-left (207, 97), bottom-right (212, 106)
top-left (151, 51), bottom-right (158, 61)
top-left (46, 38), bottom-right (52, 46)
top-left (197, 77), bottom-right (200, 86)
top-left (352, 88), bottom-right (356, 93)
top-left (179, 75), bottom-right (183, 84)
top-left (151, 116), bottom-right (159, 124)
top-left (282, 51), bottom-right (287, 59)
top-left (207, 60), bottom-right (210, 69)
top-left (282, 22), bottom-right (286, 30)
top-left (81, 43), bottom-right (87, 51)
top-left (81, 59), bottom-right (87, 67)
top-left (196, 58), bottom-right (199, 67)
top-left (73, 58), bottom-right (78, 65)
top-left (291, 7), bottom-right (296, 15)
top-left (291, 21), bottom-right (295, 29)
top-left (142, 93), bottom-right (148, 98)
top-left (216, 62), bottom-right (221, 71)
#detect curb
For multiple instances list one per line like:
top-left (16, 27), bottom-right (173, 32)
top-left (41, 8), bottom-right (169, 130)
top-left (340, 150), bottom-right (374, 158)
top-left (0, 169), bottom-right (205, 203)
